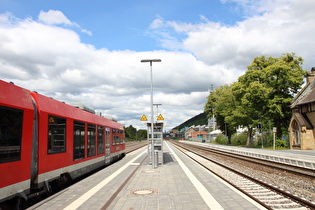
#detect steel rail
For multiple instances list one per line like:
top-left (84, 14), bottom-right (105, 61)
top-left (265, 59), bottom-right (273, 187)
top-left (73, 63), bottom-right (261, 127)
top-left (182, 142), bottom-right (315, 178)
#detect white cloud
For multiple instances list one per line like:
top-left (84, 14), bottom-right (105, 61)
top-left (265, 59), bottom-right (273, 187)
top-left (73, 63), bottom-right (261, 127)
top-left (0, 12), bottom-right (232, 130)
top-left (150, 0), bottom-right (315, 71)
top-left (1, 0), bottom-right (315, 131)
top-left (81, 28), bottom-right (92, 36)
top-left (38, 10), bottom-right (74, 25)
top-left (149, 18), bottom-right (164, 29)
top-left (38, 10), bottom-right (92, 36)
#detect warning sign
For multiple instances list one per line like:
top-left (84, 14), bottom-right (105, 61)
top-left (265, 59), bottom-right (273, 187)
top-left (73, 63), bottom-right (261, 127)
top-left (157, 114), bottom-right (164, 121)
top-left (140, 115), bottom-right (148, 121)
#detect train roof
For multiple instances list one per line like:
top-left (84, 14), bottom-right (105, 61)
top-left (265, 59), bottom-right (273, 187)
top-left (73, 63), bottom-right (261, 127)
top-left (0, 80), bottom-right (34, 111)
top-left (32, 92), bottom-right (123, 130)
top-left (68, 102), bottom-right (95, 114)
top-left (0, 80), bottom-right (123, 130)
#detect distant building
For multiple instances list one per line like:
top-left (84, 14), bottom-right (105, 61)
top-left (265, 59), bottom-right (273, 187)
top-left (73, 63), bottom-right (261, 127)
top-left (209, 129), bottom-right (222, 142)
top-left (289, 67), bottom-right (315, 150)
top-left (208, 116), bottom-right (217, 131)
top-left (190, 131), bottom-right (208, 142)
top-left (169, 129), bottom-right (184, 139)
top-left (185, 125), bottom-right (209, 142)
top-left (185, 126), bottom-right (196, 139)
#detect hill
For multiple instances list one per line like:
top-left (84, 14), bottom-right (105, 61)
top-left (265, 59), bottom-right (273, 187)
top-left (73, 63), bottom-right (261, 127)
top-left (173, 112), bottom-right (208, 130)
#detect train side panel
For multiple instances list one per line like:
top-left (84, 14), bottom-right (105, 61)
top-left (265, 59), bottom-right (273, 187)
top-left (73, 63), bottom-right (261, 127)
top-left (0, 81), bottom-right (34, 202)
top-left (32, 92), bottom-right (125, 186)
top-left (0, 80), bottom-right (126, 205)
top-left (110, 128), bottom-right (126, 157)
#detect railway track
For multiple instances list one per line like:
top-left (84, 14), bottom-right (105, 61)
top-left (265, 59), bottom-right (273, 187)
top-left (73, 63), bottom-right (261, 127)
top-left (125, 141), bottom-right (147, 153)
top-left (178, 141), bottom-right (315, 178)
top-left (170, 141), bottom-right (315, 210)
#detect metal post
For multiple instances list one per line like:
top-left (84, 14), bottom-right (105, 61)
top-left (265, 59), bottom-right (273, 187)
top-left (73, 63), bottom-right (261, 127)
top-left (273, 132), bottom-right (276, 150)
top-left (153, 104), bottom-right (162, 119)
top-left (273, 127), bottom-right (277, 150)
top-left (141, 59), bottom-right (161, 169)
top-left (150, 62), bottom-right (154, 168)
top-left (154, 150), bottom-right (158, 168)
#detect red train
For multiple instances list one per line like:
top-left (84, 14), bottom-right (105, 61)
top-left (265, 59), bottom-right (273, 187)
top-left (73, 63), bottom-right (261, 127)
top-left (0, 80), bottom-right (125, 208)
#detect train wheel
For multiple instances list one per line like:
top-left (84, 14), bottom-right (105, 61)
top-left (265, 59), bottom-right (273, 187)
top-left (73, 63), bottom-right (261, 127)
top-left (50, 173), bottom-right (73, 192)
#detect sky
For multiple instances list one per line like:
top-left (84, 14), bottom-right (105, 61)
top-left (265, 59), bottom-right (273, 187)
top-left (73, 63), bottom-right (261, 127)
top-left (1, 0), bottom-right (315, 131)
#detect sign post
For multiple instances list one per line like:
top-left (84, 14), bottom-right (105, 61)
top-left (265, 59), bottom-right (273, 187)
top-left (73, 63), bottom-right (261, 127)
top-left (273, 127), bottom-right (277, 150)
top-left (140, 115), bottom-right (148, 121)
top-left (141, 59), bottom-right (161, 169)
top-left (157, 114), bottom-right (164, 121)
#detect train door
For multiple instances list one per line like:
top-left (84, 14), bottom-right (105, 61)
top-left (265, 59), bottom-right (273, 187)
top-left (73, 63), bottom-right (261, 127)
top-left (97, 126), bottom-right (104, 155)
top-left (105, 127), bottom-right (111, 163)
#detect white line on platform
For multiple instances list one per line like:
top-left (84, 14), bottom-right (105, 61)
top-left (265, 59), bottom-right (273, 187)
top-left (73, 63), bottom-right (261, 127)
top-left (63, 150), bottom-right (146, 210)
top-left (166, 142), bottom-right (224, 210)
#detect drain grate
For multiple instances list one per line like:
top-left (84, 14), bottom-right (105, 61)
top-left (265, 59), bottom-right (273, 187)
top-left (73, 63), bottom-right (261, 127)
top-left (130, 189), bottom-right (158, 196)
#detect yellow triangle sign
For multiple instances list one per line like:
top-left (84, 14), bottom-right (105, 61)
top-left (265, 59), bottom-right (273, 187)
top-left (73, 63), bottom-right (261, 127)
top-left (157, 114), bottom-right (164, 121)
top-left (140, 114), bottom-right (148, 121)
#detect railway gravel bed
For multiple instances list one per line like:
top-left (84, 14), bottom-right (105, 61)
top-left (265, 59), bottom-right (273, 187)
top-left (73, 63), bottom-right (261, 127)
top-left (125, 140), bottom-right (147, 153)
top-left (171, 141), bottom-right (315, 209)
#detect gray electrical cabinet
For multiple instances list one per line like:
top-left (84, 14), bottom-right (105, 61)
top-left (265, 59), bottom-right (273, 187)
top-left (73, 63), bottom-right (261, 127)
top-left (146, 122), bottom-right (164, 166)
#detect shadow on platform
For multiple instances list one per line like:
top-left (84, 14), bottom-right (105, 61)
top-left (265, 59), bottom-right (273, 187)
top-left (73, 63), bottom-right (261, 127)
top-left (163, 152), bottom-right (174, 164)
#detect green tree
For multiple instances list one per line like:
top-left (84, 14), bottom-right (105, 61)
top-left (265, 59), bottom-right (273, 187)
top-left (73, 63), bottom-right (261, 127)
top-left (205, 53), bottom-right (307, 146)
top-left (244, 53), bottom-right (307, 138)
top-left (205, 84), bottom-right (236, 143)
top-left (231, 81), bottom-right (267, 146)
top-left (124, 125), bottom-right (137, 140)
top-left (136, 129), bottom-right (147, 140)
top-left (124, 125), bottom-right (147, 141)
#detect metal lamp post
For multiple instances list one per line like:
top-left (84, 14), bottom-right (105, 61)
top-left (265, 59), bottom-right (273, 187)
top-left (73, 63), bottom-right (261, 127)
top-left (153, 104), bottom-right (162, 119)
top-left (141, 59), bottom-right (161, 168)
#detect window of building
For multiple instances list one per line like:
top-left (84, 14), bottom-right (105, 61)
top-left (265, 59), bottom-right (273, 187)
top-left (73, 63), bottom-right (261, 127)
top-left (0, 106), bottom-right (23, 163)
top-left (88, 124), bottom-right (96, 157)
top-left (293, 121), bottom-right (301, 146)
top-left (48, 115), bottom-right (66, 154)
top-left (74, 121), bottom-right (85, 160)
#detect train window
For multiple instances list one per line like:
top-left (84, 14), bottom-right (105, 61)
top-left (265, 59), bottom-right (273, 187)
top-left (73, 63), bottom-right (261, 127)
top-left (48, 115), bottom-right (66, 154)
top-left (98, 126), bottom-right (104, 154)
top-left (120, 130), bottom-right (125, 144)
top-left (106, 127), bottom-right (110, 149)
top-left (112, 129), bottom-right (116, 145)
top-left (114, 136), bottom-right (119, 145)
top-left (0, 106), bottom-right (23, 163)
top-left (121, 130), bottom-right (125, 144)
top-left (111, 129), bottom-right (124, 145)
top-left (74, 121), bottom-right (85, 160)
top-left (88, 124), bottom-right (96, 157)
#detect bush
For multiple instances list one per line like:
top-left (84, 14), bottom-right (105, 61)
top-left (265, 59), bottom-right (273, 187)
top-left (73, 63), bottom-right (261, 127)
top-left (231, 133), bottom-right (247, 146)
top-left (276, 139), bottom-right (289, 148)
top-left (215, 134), bottom-right (228, 144)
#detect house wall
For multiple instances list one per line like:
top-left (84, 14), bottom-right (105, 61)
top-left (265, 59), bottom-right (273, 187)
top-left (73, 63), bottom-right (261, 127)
top-left (303, 112), bottom-right (315, 149)
top-left (289, 68), bottom-right (315, 150)
top-left (191, 131), bottom-right (208, 139)
top-left (185, 128), bottom-right (195, 139)
top-left (289, 116), bottom-right (315, 150)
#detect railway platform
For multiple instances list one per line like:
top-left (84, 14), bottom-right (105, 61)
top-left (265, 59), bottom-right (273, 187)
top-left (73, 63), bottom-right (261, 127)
top-left (181, 141), bottom-right (315, 170)
top-left (28, 141), bottom-right (266, 210)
